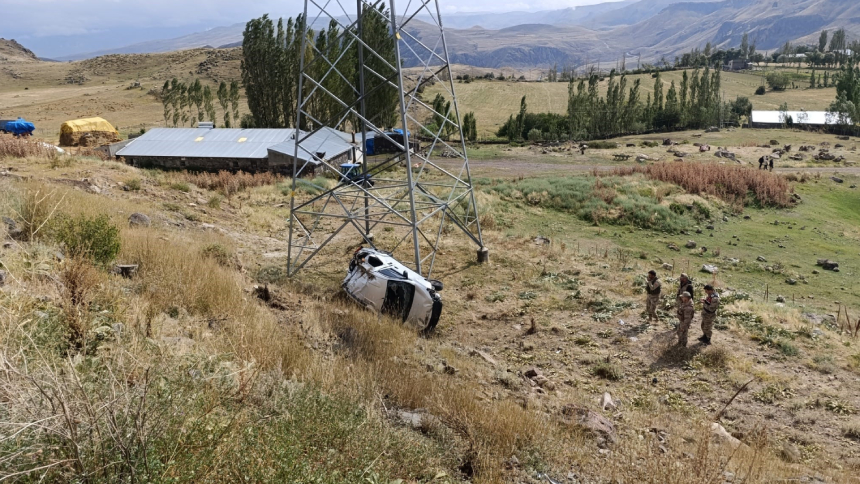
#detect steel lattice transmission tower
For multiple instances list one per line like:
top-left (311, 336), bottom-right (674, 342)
top-left (287, 0), bottom-right (486, 277)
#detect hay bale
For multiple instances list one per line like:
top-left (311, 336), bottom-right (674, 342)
top-left (59, 117), bottom-right (120, 147)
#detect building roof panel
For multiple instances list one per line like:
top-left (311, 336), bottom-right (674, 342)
top-left (751, 110), bottom-right (845, 125)
top-left (116, 128), bottom-right (298, 159)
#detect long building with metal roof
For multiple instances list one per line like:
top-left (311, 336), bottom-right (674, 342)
top-left (116, 127), bottom-right (358, 174)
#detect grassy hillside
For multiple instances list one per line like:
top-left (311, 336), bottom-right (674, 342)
top-left (424, 69), bottom-right (839, 137)
top-left (2, 130), bottom-right (860, 482)
top-left (0, 48), bottom-right (244, 141)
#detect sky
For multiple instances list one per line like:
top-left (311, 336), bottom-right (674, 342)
top-left (1, 0), bottom-right (625, 58)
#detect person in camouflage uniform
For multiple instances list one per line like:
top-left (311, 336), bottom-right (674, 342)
top-left (676, 292), bottom-right (694, 347)
top-left (698, 284), bottom-right (720, 345)
top-left (645, 270), bottom-right (661, 322)
top-left (676, 273), bottom-right (693, 303)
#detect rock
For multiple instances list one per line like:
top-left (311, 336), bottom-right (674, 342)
top-left (706, 225), bottom-right (714, 230)
top-left (781, 442), bottom-right (801, 463)
top-left (831, 177), bottom-right (844, 183)
top-left (705, 126), bottom-right (719, 133)
top-left (701, 264), bottom-right (719, 274)
top-left (769, 140), bottom-right (779, 145)
top-left (534, 235), bottom-right (551, 246)
top-left (0, 270), bottom-right (6, 286)
top-left (776, 295), bottom-right (786, 303)
top-left (470, 349), bottom-right (497, 366)
top-left (696, 228), bottom-right (703, 234)
top-left (757, 256), bottom-right (767, 262)
top-left (710, 422), bottom-right (744, 449)
top-left (722, 216), bottom-right (729, 222)
top-left (685, 240), bottom-right (697, 249)
top-left (662, 263), bottom-right (674, 271)
top-left (443, 363), bottom-right (458, 375)
top-left (816, 259), bottom-right (839, 271)
top-left (524, 367), bottom-right (542, 379)
top-left (599, 392), bottom-right (616, 411)
top-left (667, 244), bottom-right (680, 251)
top-left (743, 215), bottom-right (751, 220)
top-left (128, 212), bottom-right (151, 228)
top-left (812, 270), bottom-right (820, 275)
top-left (786, 278), bottom-right (797, 285)
top-left (562, 405), bottom-right (617, 443)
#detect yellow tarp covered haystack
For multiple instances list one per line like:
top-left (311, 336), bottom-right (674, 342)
top-left (59, 117), bottom-right (121, 147)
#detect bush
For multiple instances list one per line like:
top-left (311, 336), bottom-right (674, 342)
top-left (592, 361), bottom-right (624, 380)
top-left (588, 140), bottom-right (619, 149)
top-left (11, 185), bottom-right (64, 241)
top-left (53, 214), bottom-right (121, 265)
top-left (207, 195), bottom-right (222, 209)
top-left (487, 176), bottom-right (686, 232)
top-left (613, 163), bottom-right (794, 208)
top-left (201, 243), bottom-right (233, 267)
top-left (766, 72), bottom-right (791, 91)
top-left (125, 178), bottom-right (142, 191)
top-left (527, 128), bottom-right (542, 142)
top-left (641, 141), bottom-right (660, 148)
top-left (170, 182), bottom-right (191, 192)
top-left (755, 85), bottom-right (766, 95)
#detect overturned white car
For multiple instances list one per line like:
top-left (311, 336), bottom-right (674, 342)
top-left (343, 248), bottom-right (443, 332)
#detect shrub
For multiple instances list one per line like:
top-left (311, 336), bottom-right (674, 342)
top-left (0, 136), bottom-right (59, 158)
top-left (592, 361), bottom-right (624, 380)
top-left (777, 340), bottom-right (799, 357)
top-left (755, 85), bottom-right (766, 95)
top-left (613, 163), bottom-right (794, 208)
top-left (766, 72), bottom-right (791, 91)
top-left (53, 214), bottom-right (121, 265)
top-left (201, 243), bottom-right (232, 267)
top-left (641, 141), bottom-right (660, 148)
top-left (125, 178), bottom-right (142, 191)
top-left (174, 170), bottom-right (282, 198)
top-left (527, 128), bottom-right (542, 142)
top-left (588, 140), bottom-right (618, 149)
top-left (170, 182), bottom-right (191, 192)
top-left (10, 185), bottom-right (64, 241)
top-left (486, 176), bottom-right (686, 232)
top-left (207, 195), bottom-right (222, 209)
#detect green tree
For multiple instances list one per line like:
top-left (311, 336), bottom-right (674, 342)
top-left (766, 71), bottom-right (791, 91)
top-left (819, 30), bottom-right (829, 53)
top-left (161, 80), bottom-right (172, 126)
top-left (203, 86), bottom-right (216, 124)
top-left (170, 78), bottom-right (181, 127)
top-left (810, 69), bottom-right (817, 89)
top-left (229, 80), bottom-right (241, 126)
top-left (740, 33), bottom-right (749, 59)
top-left (830, 28), bottom-right (847, 63)
top-left (217, 81), bottom-right (231, 128)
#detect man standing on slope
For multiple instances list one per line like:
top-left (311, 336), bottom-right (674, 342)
top-left (676, 292), bottom-right (694, 347)
top-left (645, 270), bottom-right (661, 322)
top-left (699, 284), bottom-right (720, 345)
top-left (676, 273), bottom-right (693, 303)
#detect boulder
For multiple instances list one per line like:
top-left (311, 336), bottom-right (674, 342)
top-left (662, 263), bottom-right (674, 271)
top-left (816, 259), bottom-right (839, 271)
top-left (0, 270), bottom-right (6, 286)
top-left (831, 177), bottom-right (844, 183)
top-left (599, 392), bottom-right (617, 411)
top-left (128, 212), bottom-right (151, 228)
top-left (786, 278), bottom-right (797, 285)
top-left (667, 244), bottom-right (680, 251)
top-left (710, 422), bottom-right (744, 449)
top-left (562, 405), bottom-right (617, 443)
top-left (701, 264), bottom-right (719, 274)
top-left (757, 256), bottom-right (767, 262)
top-left (685, 240), bottom-right (697, 249)
top-left (524, 367), bottom-right (541, 379)
top-left (776, 295), bottom-right (786, 303)
top-left (705, 127), bottom-right (719, 133)
top-left (769, 140), bottom-right (779, 146)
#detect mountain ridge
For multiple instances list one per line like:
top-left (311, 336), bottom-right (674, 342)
top-left (26, 0), bottom-right (860, 69)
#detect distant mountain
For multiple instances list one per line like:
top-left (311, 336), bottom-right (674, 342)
top-left (0, 38), bottom-right (39, 63)
top-left (47, 0), bottom-right (860, 69)
top-left (56, 24), bottom-right (247, 61)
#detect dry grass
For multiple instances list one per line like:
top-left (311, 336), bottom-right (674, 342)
top-left (169, 170), bottom-right (283, 198)
top-left (0, 135), bottom-right (59, 158)
top-left (613, 163), bottom-right (794, 208)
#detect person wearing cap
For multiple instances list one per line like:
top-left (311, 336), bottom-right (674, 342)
top-left (676, 291), bottom-right (694, 346)
top-left (676, 273), bottom-right (694, 303)
top-left (645, 270), bottom-right (661, 322)
top-left (699, 284), bottom-right (720, 345)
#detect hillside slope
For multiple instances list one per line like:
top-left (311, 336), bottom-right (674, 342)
top-left (0, 38), bottom-right (38, 63)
